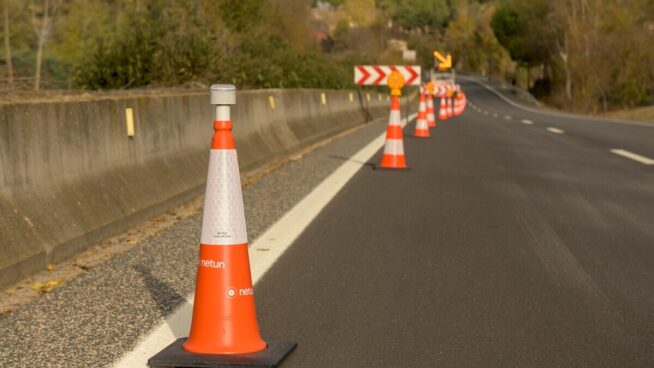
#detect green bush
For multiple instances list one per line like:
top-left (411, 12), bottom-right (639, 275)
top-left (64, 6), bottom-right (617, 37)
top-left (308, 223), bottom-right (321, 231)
top-left (74, 23), bottom-right (353, 90)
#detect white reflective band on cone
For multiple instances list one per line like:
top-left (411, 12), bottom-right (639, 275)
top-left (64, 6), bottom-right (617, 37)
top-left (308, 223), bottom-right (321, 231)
top-left (383, 138), bottom-right (405, 155)
top-left (200, 149), bottom-right (248, 245)
top-left (388, 110), bottom-right (401, 126)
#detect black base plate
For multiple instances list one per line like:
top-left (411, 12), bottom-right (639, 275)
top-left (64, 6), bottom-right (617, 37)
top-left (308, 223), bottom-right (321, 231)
top-left (373, 166), bottom-right (411, 171)
top-left (148, 338), bottom-right (297, 368)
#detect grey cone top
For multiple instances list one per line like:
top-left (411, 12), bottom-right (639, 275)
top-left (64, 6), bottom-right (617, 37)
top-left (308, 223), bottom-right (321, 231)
top-left (210, 84), bottom-right (236, 105)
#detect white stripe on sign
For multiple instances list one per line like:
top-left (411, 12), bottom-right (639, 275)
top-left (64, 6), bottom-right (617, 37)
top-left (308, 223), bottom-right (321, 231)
top-left (113, 113), bottom-right (418, 368)
top-left (610, 149), bottom-right (654, 165)
top-left (547, 127), bottom-right (564, 134)
top-left (521, 119), bottom-right (534, 125)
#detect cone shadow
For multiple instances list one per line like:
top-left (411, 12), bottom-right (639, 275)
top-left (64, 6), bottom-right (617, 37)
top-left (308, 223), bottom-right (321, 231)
top-left (134, 264), bottom-right (191, 338)
top-left (327, 154), bottom-right (376, 168)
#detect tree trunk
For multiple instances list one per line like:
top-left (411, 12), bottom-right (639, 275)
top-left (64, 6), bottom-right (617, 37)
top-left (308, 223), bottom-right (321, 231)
top-left (3, 0), bottom-right (13, 89)
top-left (525, 64), bottom-right (530, 90)
top-left (558, 38), bottom-right (573, 104)
top-left (34, 0), bottom-right (50, 91)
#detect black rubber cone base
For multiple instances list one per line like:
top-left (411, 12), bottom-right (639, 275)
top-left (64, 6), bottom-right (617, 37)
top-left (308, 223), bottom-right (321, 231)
top-left (148, 338), bottom-right (297, 368)
top-left (373, 165), bottom-right (411, 171)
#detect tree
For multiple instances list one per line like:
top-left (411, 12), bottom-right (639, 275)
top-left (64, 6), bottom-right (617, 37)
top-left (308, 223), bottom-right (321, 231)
top-left (31, 0), bottom-right (57, 90)
top-left (445, 1), bottom-right (511, 77)
top-left (380, 0), bottom-right (450, 32)
top-left (217, 0), bottom-right (264, 33)
top-left (491, 0), bottom-right (551, 67)
top-left (342, 0), bottom-right (377, 28)
top-left (3, 0), bottom-right (14, 88)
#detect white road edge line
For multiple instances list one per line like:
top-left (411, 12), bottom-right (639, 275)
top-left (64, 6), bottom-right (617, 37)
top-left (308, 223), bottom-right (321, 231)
top-left (113, 113), bottom-right (418, 368)
top-left (547, 127), bottom-right (564, 134)
top-left (610, 149), bottom-right (654, 165)
top-left (521, 119), bottom-right (534, 125)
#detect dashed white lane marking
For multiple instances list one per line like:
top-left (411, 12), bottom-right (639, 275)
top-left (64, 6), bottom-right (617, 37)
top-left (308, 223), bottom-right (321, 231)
top-left (504, 115), bottom-right (512, 120)
top-left (492, 113), bottom-right (498, 117)
top-left (547, 127), bottom-right (564, 134)
top-left (484, 111), bottom-right (488, 115)
top-left (610, 149), bottom-right (654, 165)
top-left (113, 114), bottom-right (417, 368)
top-left (521, 119), bottom-right (534, 125)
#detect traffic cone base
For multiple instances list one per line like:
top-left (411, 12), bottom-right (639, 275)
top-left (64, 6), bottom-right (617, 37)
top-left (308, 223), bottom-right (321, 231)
top-left (148, 338), bottom-right (297, 368)
top-left (183, 243), bottom-right (266, 355)
top-left (413, 129), bottom-right (430, 138)
top-left (379, 152), bottom-right (408, 169)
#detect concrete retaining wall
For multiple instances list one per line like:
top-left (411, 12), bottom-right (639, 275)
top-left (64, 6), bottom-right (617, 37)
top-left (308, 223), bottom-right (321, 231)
top-left (0, 88), bottom-right (413, 287)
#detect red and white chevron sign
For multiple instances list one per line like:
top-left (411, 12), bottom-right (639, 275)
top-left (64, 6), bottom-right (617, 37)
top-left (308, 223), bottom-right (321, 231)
top-left (354, 65), bottom-right (421, 86)
top-left (433, 84), bottom-right (447, 97)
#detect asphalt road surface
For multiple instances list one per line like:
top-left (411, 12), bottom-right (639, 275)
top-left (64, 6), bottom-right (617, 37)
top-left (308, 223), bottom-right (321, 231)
top-left (1, 78), bottom-right (653, 367)
top-left (256, 80), bottom-right (654, 367)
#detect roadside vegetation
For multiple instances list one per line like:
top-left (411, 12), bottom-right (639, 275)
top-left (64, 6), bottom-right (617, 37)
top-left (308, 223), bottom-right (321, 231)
top-left (1, 0), bottom-right (652, 115)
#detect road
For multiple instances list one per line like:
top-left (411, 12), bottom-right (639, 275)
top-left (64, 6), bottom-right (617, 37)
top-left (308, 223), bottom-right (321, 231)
top-left (1, 78), bottom-right (653, 367)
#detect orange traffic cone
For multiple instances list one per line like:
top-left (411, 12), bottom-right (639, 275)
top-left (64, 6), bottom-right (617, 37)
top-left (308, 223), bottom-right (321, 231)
top-left (437, 97), bottom-right (448, 121)
top-left (426, 89), bottom-right (437, 128)
top-left (378, 71), bottom-right (408, 170)
top-left (148, 84), bottom-right (296, 368)
top-left (414, 86), bottom-right (430, 138)
top-left (448, 96), bottom-right (454, 118)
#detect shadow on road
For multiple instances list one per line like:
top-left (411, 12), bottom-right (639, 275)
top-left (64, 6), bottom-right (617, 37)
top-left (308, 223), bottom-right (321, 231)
top-left (327, 154), bottom-right (376, 168)
top-left (134, 264), bottom-right (191, 337)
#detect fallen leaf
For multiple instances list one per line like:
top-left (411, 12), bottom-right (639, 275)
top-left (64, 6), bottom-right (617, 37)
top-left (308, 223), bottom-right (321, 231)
top-left (4, 289), bottom-right (15, 296)
top-left (47, 263), bottom-right (54, 271)
top-left (30, 279), bottom-right (64, 293)
top-left (44, 280), bottom-right (63, 291)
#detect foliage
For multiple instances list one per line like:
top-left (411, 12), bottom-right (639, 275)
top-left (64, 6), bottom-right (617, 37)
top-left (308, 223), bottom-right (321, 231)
top-left (216, 0), bottom-right (264, 33)
top-left (491, 0), bottom-right (654, 111)
top-left (70, 0), bottom-right (354, 90)
top-left (379, 0), bottom-right (450, 31)
top-left (491, 0), bottom-right (551, 66)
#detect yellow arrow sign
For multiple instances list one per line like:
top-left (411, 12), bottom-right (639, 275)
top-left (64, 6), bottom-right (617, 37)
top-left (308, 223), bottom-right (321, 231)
top-left (433, 51), bottom-right (452, 70)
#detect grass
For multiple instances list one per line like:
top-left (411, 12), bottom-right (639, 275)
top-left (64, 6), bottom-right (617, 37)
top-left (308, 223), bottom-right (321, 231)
top-left (600, 105), bottom-right (654, 124)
